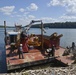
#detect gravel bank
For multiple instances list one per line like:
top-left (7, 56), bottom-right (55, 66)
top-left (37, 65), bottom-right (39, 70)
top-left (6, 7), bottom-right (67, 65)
top-left (7, 64), bottom-right (75, 75)
top-left (3, 63), bottom-right (76, 75)
top-left (22, 65), bottom-right (76, 75)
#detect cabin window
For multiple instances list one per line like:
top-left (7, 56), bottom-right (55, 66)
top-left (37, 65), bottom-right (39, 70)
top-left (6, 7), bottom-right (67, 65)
top-left (10, 35), bottom-right (17, 43)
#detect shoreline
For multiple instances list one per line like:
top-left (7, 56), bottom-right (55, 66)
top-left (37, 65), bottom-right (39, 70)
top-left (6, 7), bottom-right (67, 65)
top-left (2, 63), bottom-right (76, 75)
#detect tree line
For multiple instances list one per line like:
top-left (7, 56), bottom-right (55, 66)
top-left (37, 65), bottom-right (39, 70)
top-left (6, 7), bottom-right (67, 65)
top-left (31, 22), bottom-right (76, 28)
top-left (1, 22), bottom-right (76, 28)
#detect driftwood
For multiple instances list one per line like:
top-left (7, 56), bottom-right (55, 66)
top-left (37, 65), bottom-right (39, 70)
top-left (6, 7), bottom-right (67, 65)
top-left (50, 32), bottom-right (57, 39)
top-left (50, 32), bottom-right (63, 40)
top-left (57, 34), bottom-right (63, 38)
top-left (63, 49), bottom-right (70, 56)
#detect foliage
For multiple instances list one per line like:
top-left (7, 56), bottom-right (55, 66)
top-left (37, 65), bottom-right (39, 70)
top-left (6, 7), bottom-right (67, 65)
top-left (31, 22), bottom-right (76, 28)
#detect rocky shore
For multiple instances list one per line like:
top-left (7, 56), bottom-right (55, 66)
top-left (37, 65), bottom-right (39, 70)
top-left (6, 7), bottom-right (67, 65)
top-left (22, 64), bottom-right (76, 75)
top-left (3, 64), bottom-right (75, 75)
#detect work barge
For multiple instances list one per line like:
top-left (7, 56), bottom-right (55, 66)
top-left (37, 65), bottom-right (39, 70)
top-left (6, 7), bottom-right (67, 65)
top-left (4, 20), bottom-right (75, 71)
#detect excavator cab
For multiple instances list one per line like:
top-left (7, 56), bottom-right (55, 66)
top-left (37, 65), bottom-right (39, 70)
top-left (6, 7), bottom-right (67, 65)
top-left (7, 31), bottom-right (21, 48)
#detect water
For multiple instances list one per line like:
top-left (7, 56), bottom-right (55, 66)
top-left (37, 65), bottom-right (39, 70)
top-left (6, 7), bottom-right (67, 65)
top-left (0, 28), bottom-right (7, 73)
top-left (0, 28), bottom-right (76, 73)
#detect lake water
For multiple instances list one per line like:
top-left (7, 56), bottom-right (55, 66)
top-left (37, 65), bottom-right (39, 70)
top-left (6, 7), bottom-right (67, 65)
top-left (0, 28), bottom-right (7, 73)
top-left (0, 28), bottom-right (76, 73)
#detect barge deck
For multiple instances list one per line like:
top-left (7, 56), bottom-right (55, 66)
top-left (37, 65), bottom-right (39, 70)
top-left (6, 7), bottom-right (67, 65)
top-left (6, 45), bottom-right (74, 71)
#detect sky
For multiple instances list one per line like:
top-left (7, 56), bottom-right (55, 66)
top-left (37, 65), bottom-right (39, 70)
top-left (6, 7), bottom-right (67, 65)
top-left (0, 0), bottom-right (76, 26)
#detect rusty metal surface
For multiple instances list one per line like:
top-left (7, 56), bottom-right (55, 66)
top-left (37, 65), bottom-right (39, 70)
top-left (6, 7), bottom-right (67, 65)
top-left (6, 45), bottom-right (74, 71)
top-left (55, 47), bottom-right (74, 65)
